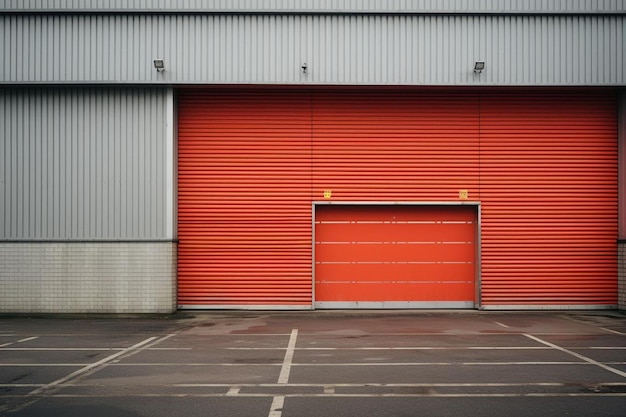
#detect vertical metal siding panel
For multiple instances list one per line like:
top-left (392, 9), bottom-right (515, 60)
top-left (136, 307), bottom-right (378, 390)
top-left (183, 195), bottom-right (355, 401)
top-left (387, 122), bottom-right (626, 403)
top-left (480, 92), bottom-right (618, 306)
top-left (177, 90), bottom-right (313, 307)
top-left (0, 87), bottom-right (170, 240)
top-left (0, 93), bottom-right (5, 236)
top-left (1, 14), bottom-right (624, 85)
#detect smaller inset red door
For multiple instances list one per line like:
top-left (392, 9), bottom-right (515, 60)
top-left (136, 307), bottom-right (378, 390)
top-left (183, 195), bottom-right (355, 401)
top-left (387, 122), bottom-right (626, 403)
top-left (315, 205), bottom-right (477, 308)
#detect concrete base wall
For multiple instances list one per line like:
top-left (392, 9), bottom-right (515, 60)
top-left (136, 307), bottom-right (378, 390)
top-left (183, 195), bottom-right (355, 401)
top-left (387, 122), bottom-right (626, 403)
top-left (0, 242), bottom-right (177, 313)
top-left (617, 241), bottom-right (626, 310)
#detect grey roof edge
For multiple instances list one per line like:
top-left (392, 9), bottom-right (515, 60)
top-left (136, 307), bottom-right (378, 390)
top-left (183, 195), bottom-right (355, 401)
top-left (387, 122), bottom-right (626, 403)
top-left (1, 9), bottom-right (625, 16)
top-left (1, 0), bottom-right (625, 15)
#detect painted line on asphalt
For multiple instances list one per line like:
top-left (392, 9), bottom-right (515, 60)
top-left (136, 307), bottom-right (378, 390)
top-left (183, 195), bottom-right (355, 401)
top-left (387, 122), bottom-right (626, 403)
top-left (27, 337), bottom-right (158, 396)
top-left (0, 364), bottom-right (89, 367)
top-left (0, 348), bottom-right (125, 351)
top-left (95, 362), bottom-right (599, 367)
top-left (69, 361), bottom-right (599, 366)
top-left (524, 334), bottom-right (626, 379)
top-left (271, 329), bottom-right (298, 417)
top-left (600, 327), bottom-right (626, 335)
top-left (288, 362), bottom-right (589, 366)
top-left (587, 347), bottom-right (626, 350)
top-left (268, 396), bottom-right (284, 417)
top-left (492, 321), bottom-right (511, 329)
top-left (108, 363), bottom-right (281, 366)
top-left (0, 336), bottom-right (39, 348)
top-left (0, 336), bottom-right (161, 414)
top-left (224, 347), bottom-right (554, 350)
top-left (7, 392), bottom-right (626, 399)
top-left (170, 382), bottom-right (626, 388)
top-left (277, 329), bottom-right (298, 384)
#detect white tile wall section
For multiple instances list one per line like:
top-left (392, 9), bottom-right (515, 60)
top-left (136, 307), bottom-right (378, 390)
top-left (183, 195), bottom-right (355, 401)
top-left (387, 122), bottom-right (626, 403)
top-left (0, 242), bottom-right (177, 313)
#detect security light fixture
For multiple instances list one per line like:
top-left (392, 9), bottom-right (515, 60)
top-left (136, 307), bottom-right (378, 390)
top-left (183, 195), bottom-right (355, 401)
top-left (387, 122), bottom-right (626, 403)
top-left (153, 59), bottom-right (165, 72)
top-left (474, 61), bottom-right (485, 73)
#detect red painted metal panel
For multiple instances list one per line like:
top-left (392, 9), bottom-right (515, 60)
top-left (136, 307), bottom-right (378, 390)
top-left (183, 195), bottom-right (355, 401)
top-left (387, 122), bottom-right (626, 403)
top-left (480, 92), bottom-right (618, 306)
top-left (177, 90), bottom-right (313, 306)
top-left (315, 205), bottom-right (476, 303)
top-left (311, 91), bottom-right (481, 201)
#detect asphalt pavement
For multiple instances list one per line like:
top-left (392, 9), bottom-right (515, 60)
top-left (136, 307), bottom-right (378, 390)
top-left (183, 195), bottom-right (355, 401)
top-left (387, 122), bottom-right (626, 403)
top-left (0, 310), bottom-right (625, 416)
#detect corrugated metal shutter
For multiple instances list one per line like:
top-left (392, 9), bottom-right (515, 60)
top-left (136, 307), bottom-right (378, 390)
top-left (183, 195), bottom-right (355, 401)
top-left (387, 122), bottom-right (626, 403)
top-left (480, 91), bottom-right (618, 307)
top-left (315, 205), bottom-right (476, 308)
top-left (311, 91), bottom-right (481, 201)
top-left (177, 90), bottom-right (313, 307)
top-left (177, 88), bottom-right (617, 309)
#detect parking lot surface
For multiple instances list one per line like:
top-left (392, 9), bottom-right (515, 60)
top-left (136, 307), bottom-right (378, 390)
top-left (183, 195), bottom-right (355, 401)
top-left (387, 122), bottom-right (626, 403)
top-left (0, 310), bottom-right (625, 416)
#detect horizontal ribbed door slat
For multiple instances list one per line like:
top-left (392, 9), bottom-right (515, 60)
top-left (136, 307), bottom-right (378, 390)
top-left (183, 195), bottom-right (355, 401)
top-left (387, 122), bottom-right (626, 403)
top-left (177, 90), bottom-right (312, 307)
top-left (312, 91), bottom-right (481, 202)
top-left (480, 92), bottom-right (618, 307)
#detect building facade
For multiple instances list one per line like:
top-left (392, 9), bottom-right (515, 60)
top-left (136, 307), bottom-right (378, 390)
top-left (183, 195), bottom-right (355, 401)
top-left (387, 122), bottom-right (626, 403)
top-left (1, 0), bottom-right (625, 312)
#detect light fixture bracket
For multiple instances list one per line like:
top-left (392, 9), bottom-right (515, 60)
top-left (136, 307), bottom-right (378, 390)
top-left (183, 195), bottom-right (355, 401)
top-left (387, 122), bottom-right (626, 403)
top-left (153, 59), bottom-right (165, 72)
top-left (473, 61), bottom-right (485, 73)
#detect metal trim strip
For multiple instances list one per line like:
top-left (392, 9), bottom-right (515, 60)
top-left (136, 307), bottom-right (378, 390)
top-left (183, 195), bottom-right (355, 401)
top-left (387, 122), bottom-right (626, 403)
top-left (481, 305), bottom-right (618, 311)
top-left (315, 301), bottom-right (475, 309)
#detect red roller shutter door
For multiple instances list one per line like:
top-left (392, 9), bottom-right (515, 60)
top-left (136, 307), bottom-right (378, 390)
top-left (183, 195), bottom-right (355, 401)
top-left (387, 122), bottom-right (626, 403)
top-left (177, 90), bottom-right (313, 308)
top-left (177, 89), bottom-right (617, 309)
top-left (480, 92), bottom-right (618, 308)
top-left (315, 205), bottom-right (477, 308)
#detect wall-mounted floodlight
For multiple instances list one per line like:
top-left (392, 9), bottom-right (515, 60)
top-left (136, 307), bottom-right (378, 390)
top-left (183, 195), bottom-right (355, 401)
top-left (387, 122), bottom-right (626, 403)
top-left (473, 61), bottom-right (485, 74)
top-left (153, 59), bottom-right (165, 72)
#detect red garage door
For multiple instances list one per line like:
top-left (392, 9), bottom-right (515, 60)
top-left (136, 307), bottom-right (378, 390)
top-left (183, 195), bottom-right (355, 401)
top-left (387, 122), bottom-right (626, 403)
top-left (178, 89), bottom-right (617, 310)
top-left (315, 205), bottom-right (477, 308)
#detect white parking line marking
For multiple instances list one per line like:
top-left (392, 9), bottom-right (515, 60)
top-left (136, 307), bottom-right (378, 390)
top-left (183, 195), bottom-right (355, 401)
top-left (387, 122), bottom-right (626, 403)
top-left (173, 382), bottom-right (621, 388)
top-left (0, 348), bottom-right (123, 351)
top-left (0, 364), bottom-right (89, 367)
top-left (81, 361), bottom-right (601, 367)
top-left (268, 395), bottom-right (284, 417)
top-left (524, 334), bottom-right (626, 379)
top-left (493, 321), bottom-right (511, 329)
top-left (3, 335), bottom-right (175, 414)
top-left (0, 336), bottom-right (39, 348)
top-left (17, 337), bottom-right (38, 343)
top-left (289, 362), bottom-right (588, 366)
top-left (227, 386), bottom-right (241, 395)
top-left (277, 329), bottom-right (298, 384)
top-left (9, 392), bottom-right (626, 399)
top-left (27, 337), bottom-right (158, 396)
top-left (107, 363), bottom-right (281, 366)
top-left (225, 347), bottom-right (553, 350)
top-left (601, 327), bottom-right (626, 335)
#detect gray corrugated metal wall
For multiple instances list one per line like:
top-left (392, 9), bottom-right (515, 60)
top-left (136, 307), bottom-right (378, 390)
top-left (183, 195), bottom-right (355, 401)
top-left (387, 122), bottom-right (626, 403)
top-left (1, 0), bottom-right (625, 13)
top-left (1, 14), bottom-right (624, 85)
top-left (0, 87), bottom-right (170, 240)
